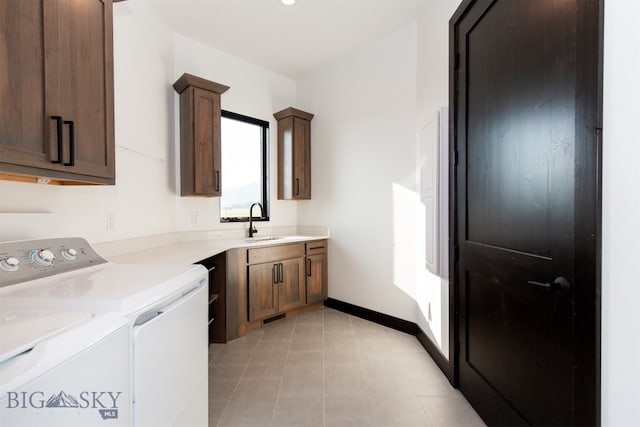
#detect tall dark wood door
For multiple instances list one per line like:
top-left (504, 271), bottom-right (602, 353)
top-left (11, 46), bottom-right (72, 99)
top-left (450, 0), bottom-right (601, 426)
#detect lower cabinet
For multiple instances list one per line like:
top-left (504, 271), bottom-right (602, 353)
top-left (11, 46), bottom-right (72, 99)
top-left (197, 252), bottom-right (227, 343)
top-left (279, 258), bottom-right (307, 312)
top-left (246, 240), bottom-right (328, 323)
top-left (247, 243), bottom-right (306, 322)
top-left (305, 241), bottom-right (328, 305)
top-left (248, 257), bottom-right (305, 322)
top-left (219, 239), bottom-right (328, 339)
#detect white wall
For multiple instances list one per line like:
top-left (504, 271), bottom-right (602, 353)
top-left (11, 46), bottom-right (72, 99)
top-left (294, 0), bottom-right (458, 347)
top-left (601, 1), bottom-right (640, 425)
top-left (414, 0), bottom-right (461, 359)
top-left (0, 0), bottom-right (298, 243)
top-left (297, 23), bottom-right (420, 322)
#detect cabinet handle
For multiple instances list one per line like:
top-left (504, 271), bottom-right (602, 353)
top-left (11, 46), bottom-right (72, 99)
top-left (215, 170), bottom-right (220, 192)
top-left (307, 258), bottom-right (312, 277)
top-left (279, 263), bottom-right (283, 283)
top-left (273, 264), bottom-right (278, 284)
top-left (295, 178), bottom-right (300, 196)
top-left (51, 116), bottom-right (63, 164)
top-left (63, 120), bottom-right (75, 166)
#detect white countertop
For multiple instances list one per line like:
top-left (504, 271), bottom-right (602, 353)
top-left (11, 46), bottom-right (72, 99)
top-left (93, 226), bottom-right (329, 265)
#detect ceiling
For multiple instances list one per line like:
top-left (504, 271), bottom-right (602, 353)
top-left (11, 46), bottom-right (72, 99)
top-left (152, 0), bottom-right (430, 79)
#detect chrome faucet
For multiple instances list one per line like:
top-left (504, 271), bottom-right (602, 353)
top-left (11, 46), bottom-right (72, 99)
top-left (248, 202), bottom-right (264, 238)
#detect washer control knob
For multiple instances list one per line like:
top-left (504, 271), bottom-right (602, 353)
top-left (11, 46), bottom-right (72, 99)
top-left (32, 249), bottom-right (55, 267)
top-left (61, 248), bottom-right (78, 261)
top-left (0, 257), bottom-right (20, 272)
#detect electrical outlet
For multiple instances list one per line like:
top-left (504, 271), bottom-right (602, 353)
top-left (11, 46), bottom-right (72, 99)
top-left (106, 212), bottom-right (115, 231)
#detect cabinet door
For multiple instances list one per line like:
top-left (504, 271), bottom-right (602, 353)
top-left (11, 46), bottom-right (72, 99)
top-left (306, 254), bottom-right (326, 305)
top-left (44, 0), bottom-right (114, 181)
top-left (292, 117), bottom-right (311, 199)
top-left (278, 258), bottom-right (305, 312)
top-left (0, 0), bottom-right (114, 183)
top-left (192, 87), bottom-right (221, 196)
top-left (0, 2), bottom-right (48, 170)
top-left (248, 263), bottom-right (278, 322)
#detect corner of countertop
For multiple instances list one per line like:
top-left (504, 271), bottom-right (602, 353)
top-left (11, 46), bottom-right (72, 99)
top-left (92, 225), bottom-right (330, 261)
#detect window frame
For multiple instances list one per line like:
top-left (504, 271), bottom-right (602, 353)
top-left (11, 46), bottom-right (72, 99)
top-left (219, 110), bottom-right (270, 223)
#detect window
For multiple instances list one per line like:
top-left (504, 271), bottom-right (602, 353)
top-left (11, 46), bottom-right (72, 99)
top-left (220, 110), bottom-right (269, 222)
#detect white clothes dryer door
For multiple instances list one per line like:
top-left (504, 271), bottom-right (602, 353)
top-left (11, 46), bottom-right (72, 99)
top-left (132, 283), bottom-right (207, 427)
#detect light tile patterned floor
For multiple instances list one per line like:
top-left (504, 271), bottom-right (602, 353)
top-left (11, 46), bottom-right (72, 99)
top-left (208, 307), bottom-right (486, 427)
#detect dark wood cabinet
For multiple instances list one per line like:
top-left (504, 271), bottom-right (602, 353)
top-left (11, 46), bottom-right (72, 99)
top-left (173, 73), bottom-right (229, 197)
top-left (247, 243), bottom-right (306, 322)
top-left (216, 239), bottom-right (328, 340)
top-left (278, 258), bottom-right (306, 312)
top-left (198, 253), bottom-right (226, 344)
top-left (273, 107), bottom-right (314, 200)
top-left (0, 0), bottom-right (115, 185)
top-left (247, 262), bottom-right (279, 321)
top-left (305, 240), bottom-right (328, 305)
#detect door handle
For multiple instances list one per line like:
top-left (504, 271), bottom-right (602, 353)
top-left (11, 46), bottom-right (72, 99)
top-left (527, 276), bottom-right (572, 294)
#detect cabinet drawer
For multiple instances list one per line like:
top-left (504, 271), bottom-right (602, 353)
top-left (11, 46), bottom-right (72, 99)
top-left (247, 243), bottom-right (305, 264)
top-left (305, 240), bottom-right (327, 256)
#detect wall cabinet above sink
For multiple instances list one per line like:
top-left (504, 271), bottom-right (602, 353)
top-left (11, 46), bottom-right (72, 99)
top-left (173, 73), bottom-right (230, 197)
top-left (274, 107), bottom-right (314, 200)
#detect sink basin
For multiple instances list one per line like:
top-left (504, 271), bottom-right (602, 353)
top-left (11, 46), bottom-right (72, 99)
top-left (244, 236), bottom-right (286, 243)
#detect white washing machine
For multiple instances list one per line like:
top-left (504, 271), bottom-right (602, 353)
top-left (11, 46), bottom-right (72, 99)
top-left (0, 238), bottom-right (209, 427)
top-left (0, 309), bottom-right (131, 427)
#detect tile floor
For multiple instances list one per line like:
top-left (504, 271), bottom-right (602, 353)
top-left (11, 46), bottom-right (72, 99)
top-left (208, 307), bottom-right (486, 427)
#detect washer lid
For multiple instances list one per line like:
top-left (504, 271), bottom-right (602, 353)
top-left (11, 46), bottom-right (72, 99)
top-left (0, 311), bottom-right (92, 363)
top-left (0, 264), bottom-right (206, 317)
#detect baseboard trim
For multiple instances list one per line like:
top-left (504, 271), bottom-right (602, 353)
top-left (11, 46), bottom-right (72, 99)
top-left (324, 297), bottom-right (452, 383)
top-left (324, 298), bottom-right (418, 335)
top-left (415, 327), bottom-right (451, 381)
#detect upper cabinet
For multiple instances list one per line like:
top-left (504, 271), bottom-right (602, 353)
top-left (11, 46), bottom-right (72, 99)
top-left (273, 107), bottom-right (314, 200)
top-left (0, 0), bottom-right (115, 185)
top-left (173, 73), bottom-right (229, 197)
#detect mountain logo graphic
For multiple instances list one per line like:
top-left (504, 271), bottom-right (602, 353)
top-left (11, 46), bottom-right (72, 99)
top-left (45, 391), bottom-right (80, 408)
